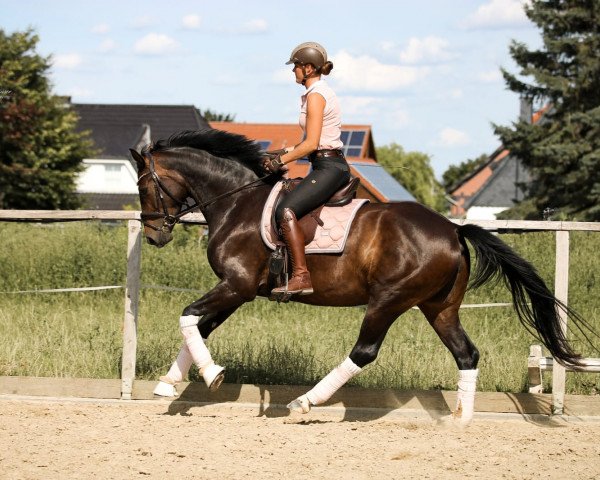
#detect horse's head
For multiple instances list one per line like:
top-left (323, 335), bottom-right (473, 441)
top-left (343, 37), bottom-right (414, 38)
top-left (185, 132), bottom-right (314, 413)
top-left (130, 148), bottom-right (190, 248)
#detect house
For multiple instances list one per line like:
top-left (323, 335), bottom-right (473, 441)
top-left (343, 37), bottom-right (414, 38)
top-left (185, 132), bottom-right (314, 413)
top-left (449, 101), bottom-right (545, 219)
top-left (74, 102), bottom-right (414, 209)
top-left (73, 103), bottom-right (209, 209)
top-left (210, 122), bottom-right (415, 203)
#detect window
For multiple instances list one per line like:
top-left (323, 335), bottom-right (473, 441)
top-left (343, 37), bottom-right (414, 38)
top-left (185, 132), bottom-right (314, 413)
top-left (341, 130), bottom-right (366, 157)
top-left (105, 163), bottom-right (122, 187)
top-left (257, 140), bottom-right (271, 151)
top-left (105, 164), bottom-right (121, 173)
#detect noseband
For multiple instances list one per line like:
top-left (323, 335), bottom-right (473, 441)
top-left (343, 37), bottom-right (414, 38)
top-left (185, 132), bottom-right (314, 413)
top-left (138, 152), bottom-right (272, 232)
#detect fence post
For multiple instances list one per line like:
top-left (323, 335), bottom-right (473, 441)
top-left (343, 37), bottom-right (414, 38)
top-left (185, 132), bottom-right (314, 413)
top-left (528, 344), bottom-right (544, 393)
top-left (121, 220), bottom-right (142, 400)
top-left (552, 230), bottom-right (570, 414)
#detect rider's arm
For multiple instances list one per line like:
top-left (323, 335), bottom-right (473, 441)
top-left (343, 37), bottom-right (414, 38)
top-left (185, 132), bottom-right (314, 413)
top-left (279, 93), bottom-right (325, 165)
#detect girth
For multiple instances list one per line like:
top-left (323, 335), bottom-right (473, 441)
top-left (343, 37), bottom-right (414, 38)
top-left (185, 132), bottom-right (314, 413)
top-left (271, 176), bottom-right (360, 245)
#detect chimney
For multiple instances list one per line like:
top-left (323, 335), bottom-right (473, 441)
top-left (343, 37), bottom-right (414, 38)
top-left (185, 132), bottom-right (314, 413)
top-left (519, 96), bottom-right (533, 124)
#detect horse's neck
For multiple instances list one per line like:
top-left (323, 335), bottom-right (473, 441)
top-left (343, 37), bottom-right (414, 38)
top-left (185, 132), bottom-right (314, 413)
top-left (201, 182), bottom-right (271, 234)
top-left (169, 151), bottom-right (270, 230)
top-left (185, 155), bottom-right (257, 198)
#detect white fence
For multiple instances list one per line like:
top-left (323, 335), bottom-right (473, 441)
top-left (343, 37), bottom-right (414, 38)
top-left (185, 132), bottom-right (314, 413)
top-left (1, 210), bottom-right (599, 414)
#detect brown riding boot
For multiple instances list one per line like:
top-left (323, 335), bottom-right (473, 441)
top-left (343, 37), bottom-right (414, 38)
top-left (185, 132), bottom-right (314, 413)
top-left (272, 208), bottom-right (314, 295)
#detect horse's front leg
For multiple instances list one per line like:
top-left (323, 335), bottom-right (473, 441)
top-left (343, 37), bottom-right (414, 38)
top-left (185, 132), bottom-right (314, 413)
top-left (153, 281), bottom-right (251, 397)
top-left (153, 308), bottom-right (238, 397)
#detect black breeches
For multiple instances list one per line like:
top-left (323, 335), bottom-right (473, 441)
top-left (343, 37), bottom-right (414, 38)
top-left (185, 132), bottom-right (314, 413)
top-left (275, 158), bottom-right (351, 225)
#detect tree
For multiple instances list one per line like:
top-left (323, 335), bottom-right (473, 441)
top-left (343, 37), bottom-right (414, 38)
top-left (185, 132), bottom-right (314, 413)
top-left (442, 153), bottom-right (488, 192)
top-left (376, 143), bottom-right (446, 211)
top-left (0, 28), bottom-right (95, 209)
top-left (494, 0), bottom-right (600, 220)
top-left (201, 108), bottom-right (236, 122)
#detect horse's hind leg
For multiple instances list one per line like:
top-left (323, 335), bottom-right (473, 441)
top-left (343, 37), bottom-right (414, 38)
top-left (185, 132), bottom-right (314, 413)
top-left (288, 301), bottom-right (402, 414)
top-left (419, 301), bottom-right (480, 424)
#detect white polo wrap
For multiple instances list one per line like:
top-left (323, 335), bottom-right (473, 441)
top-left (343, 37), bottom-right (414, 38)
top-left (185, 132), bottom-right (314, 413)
top-left (179, 315), bottom-right (201, 329)
top-left (454, 368), bottom-right (478, 424)
top-left (163, 342), bottom-right (194, 384)
top-left (305, 357), bottom-right (362, 406)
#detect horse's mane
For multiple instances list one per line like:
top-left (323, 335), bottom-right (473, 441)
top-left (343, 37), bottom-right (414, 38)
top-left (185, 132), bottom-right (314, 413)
top-left (148, 128), bottom-right (271, 180)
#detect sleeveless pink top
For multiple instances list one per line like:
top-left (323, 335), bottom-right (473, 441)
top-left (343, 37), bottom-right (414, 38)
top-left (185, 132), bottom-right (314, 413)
top-left (299, 80), bottom-right (343, 150)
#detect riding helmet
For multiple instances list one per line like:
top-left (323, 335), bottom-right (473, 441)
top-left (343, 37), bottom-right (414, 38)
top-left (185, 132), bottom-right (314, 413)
top-left (285, 42), bottom-right (328, 70)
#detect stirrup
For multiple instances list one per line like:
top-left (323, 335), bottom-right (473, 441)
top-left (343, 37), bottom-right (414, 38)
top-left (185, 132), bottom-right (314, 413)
top-left (269, 291), bottom-right (293, 303)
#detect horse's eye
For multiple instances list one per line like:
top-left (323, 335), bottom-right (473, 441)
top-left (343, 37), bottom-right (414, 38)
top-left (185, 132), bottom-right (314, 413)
top-left (139, 188), bottom-right (148, 195)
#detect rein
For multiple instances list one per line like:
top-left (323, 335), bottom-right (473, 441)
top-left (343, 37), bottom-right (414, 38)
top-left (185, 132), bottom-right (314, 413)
top-left (138, 153), bottom-right (272, 232)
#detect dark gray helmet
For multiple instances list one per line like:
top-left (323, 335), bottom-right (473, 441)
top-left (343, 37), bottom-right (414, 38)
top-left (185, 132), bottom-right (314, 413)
top-left (285, 42), bottom-right (328, 69)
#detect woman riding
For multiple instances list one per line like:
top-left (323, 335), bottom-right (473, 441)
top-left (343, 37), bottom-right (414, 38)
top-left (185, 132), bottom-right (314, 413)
top-left (262, 41), bottom-right (351, 297)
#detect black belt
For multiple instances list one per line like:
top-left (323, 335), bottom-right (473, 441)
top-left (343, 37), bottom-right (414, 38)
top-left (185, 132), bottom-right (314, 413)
top-left (309, 149), bottom-right (345, 161)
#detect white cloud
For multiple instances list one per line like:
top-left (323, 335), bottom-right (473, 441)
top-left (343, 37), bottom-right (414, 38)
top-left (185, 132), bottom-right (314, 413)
top-left (339, 95), bottom-right (411, 131)
top-left (339, 96), bottom-right (381, 116)
top-left (218, 18), bottom-right (269, 35)
top-left (380, 41), bottom-right (396, 53)
top-left (338, 96), bottom-right (410, 129)
top-left (478, 69), bottom-right (502, 83)
top-left (272, 67), bottom-right (292, 84)
top-left (399, 36), bottom-right (454, 64)
top-left (98, 39), bottom-right (117, 53)
top-left (182, 14), bottom-right (201, 30)
top-left (449, 88), bottom-right (463, 99)
top-left (53, 53), bottom-right (83, 69)
top-left (240, 18), bottom-right (268, 34)
top-left (91, 23), bottom-right (110, 34)
top-left (133, 34), bottom-right (179, 55)
top-left (463, 0), bottom-right (530, 29)
top-left (132, 15), bottom-right (157, 29)
top-left (439, 127), bottom-right (470, 147)
top-left (332, 50), bottom-right (427, 92)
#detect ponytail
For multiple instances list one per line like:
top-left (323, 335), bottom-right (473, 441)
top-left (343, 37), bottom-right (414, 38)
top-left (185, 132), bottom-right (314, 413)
top-left (320, 61), bottom-right (334, 75)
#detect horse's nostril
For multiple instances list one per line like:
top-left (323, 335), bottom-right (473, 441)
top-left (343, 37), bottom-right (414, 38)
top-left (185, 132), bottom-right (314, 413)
top-left (146, 236), bottom-right (157, 246)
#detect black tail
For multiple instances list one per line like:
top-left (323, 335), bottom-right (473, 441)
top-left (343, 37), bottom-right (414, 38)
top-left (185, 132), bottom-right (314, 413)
top-left (459, 223), bottom-right (594, 367)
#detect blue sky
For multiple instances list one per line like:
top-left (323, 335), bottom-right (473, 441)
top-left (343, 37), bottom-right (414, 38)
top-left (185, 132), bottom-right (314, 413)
top-left (2, 0), bottom-right (541, 178)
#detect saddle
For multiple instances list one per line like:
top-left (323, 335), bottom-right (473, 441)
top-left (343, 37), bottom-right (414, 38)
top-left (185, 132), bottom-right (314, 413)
top-left (272, 176), bottom-right (361, 245)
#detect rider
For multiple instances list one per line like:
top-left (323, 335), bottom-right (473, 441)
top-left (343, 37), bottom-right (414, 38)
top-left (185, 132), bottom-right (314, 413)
top-left (262, 42), bottom-right (351, 296)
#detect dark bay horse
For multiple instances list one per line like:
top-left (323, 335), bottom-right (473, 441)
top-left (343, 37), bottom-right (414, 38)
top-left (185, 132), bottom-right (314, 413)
top-left (131, 128), bottom-right (590, 423)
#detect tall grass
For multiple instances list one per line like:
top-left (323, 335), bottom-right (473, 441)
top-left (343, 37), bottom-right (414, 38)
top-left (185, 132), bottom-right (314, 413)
top-left (1, 222), bottom-right (598, 394)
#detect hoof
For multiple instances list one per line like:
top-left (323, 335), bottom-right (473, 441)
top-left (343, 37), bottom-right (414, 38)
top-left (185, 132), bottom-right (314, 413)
top-left (437, 414), bottom-right (471, 429)
top-left (153, 380), bottom-right (178, 398)
top-left (287, 394), bottom-right (311, 414)
top-left (203, 364), bottom-right (225, 391)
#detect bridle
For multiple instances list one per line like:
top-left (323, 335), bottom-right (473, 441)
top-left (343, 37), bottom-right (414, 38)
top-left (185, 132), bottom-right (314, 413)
top-left (137, 152), bottom-right (272, 233)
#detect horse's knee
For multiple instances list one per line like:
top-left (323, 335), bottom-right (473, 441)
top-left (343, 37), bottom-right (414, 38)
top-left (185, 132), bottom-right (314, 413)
top-left (349, 344), bottom-right (379, 368)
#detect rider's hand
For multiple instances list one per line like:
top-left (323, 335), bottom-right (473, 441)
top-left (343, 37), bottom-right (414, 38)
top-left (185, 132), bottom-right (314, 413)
top-left (261, 151), bottom-right (288, 174)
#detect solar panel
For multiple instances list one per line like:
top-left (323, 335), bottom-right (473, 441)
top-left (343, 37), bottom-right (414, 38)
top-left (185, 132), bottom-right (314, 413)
top-left (257, 140), bottom-right (271, 151)
top-left (351, 162), bottom-right (416, 202)
top-left (340, 130), bottom-right (367, 157)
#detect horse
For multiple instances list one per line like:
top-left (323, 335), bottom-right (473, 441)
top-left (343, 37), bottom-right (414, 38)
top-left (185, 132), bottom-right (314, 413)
top-left (130, 127), bottom-right (591, 424)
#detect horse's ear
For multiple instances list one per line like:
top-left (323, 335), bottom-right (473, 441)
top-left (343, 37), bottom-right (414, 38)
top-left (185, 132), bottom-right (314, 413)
top-left (129, 148), bottom-right (145, 172)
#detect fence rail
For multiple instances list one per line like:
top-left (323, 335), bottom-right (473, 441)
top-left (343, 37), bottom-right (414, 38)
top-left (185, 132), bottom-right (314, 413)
top-left (1, 210), bottom-right (598, 413)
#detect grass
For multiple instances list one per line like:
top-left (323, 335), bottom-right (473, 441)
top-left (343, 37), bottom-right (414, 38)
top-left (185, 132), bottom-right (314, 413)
top-left (1, 222), bottom-right (599, 395)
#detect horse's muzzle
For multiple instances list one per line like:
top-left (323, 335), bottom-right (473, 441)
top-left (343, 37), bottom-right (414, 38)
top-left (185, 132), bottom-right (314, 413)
top-left (145, 230), bottom-right (173, 248)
